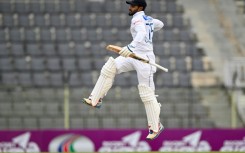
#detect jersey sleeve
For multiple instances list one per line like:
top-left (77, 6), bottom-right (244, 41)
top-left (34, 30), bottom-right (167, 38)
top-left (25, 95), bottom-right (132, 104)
top-left (153, 19), bottom-right (164, 32)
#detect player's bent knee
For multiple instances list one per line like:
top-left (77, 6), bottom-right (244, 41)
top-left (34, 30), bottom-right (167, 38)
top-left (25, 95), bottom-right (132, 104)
top-left (101, 57), bottom-right (117, 78)
top-left (138, 84), bottom-right (155, 103)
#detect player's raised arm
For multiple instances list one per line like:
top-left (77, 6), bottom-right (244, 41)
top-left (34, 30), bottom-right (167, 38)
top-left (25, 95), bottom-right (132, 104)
top-left (153, 18), bottom-right (164, 32)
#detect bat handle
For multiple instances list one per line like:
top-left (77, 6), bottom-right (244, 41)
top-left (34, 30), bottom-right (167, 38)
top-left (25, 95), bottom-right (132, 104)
top-left (149, 61), bottom-right (168, 72)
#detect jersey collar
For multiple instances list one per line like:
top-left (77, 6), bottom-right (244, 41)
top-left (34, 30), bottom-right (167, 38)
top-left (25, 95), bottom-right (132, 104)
top-left (133, 11), bottom-right (145, 17)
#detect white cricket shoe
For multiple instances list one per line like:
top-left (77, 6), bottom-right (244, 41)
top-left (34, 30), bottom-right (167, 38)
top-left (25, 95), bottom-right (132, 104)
top-left (82, 98), bottom-right (102, 109)
top-left (146, 123), bottom-right (164, 140)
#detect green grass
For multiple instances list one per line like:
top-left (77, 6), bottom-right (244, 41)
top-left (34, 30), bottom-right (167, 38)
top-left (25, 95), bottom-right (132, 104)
top-left (39, 152), bottom-right (232, 153)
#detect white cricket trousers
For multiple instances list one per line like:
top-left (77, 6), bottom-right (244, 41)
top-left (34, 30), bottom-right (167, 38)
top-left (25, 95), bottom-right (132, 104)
top-left (114, 53), bottom-right (157, 90)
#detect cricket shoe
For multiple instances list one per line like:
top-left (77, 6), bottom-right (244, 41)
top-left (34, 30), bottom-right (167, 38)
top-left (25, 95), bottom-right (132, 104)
top-left (82, 98), bottom-right (102, 109)
top-left (146, 123), bottom-right (164, 140)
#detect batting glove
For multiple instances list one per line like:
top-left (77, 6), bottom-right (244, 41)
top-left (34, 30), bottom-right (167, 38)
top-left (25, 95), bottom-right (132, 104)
top-left (119, 45), bottom-right (134, 58)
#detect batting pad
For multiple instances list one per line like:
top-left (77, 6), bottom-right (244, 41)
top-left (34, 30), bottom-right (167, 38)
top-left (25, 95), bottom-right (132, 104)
top-left (138, 84), bottom-right (161, 132)
top-left (91, 57), bottom-right (116, 106)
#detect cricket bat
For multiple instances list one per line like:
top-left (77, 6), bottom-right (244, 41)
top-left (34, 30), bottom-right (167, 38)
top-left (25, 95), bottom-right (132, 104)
top-left (106, 45), bottom-right (168, 72)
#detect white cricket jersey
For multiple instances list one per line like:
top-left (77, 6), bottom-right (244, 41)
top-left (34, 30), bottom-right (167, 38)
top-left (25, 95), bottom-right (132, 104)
top-left (129, 11), bottom-right (164, 54)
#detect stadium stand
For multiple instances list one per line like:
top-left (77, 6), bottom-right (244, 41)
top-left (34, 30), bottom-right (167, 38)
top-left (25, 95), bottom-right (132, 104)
top-left (0, 0), bottom-right (243, 129)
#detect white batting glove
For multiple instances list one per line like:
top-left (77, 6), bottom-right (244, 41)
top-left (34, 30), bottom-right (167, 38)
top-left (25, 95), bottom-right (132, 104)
top-left (119, 45), bottom-right (134, 58)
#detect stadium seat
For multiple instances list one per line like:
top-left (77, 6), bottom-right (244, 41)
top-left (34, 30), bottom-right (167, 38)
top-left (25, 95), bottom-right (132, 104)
top-left (45, 102), bottom-right (60, 116)
top-left (40, 28), bottom-right (53, 42)
top-left (2, 72), bottom-right (18, 85)
top-left (160, 58), bottom-right (172, 72)
top-left (43, 44), bottom-right (57, 56)
top-left (46, 57), bottom-right (61, 71)
top-left (88, 1), bottom-right (104, 13)
top-left (102, 117), bottom-right (117, 128)
top-left (33, 72), bottom-right (50, 87)
top-left (14, 57), bottom-right (31, 71)
top-left (77, 58), bottom-right (92, 71)
top-left (178, 72), bottom-right (191, 87)
top-left (59, 0), bottom-right (72, 13)
top-left (66, 14), bottom-right (81, 27)
top-left (81, 14), bottom-right (96, 28)
top-left (198, 118), bottom-right (215, 128)
top-left (90, 43), bottom-right (107, 57)
top-left (161, 102), bottom-right (175, 117)
top-left (85, 117), bottom-right (100, 128)
top-left (12, 102), bottom-right (29, 116)
top-left (26, 43), bottom-right (42, 56)
top-left (10, 43), bottom-right (25, 56)
top-left (117, 117), bottom-right (132, 128)
top-left (166, 1), bottom-right (177, 13)
top-left (156, 72), bottom-right (174, 87)
top-left (23, 117), bottom-right (38, 129)
top-left (0, 43), bottom-right (9, 56)
top-left (14, 1), bottom-right (29, 13)
top-left (69, 72), bottom-right (83, 87)
top-left (0, 103), bottom-right (12, 116)
top-left (30, 57), bottom-right (45, 71)
top-left (29, 1), bottom-right (43, 13)
top-left (57, 43), bottom-right (73, 56)
top-left (173, 14), bottom-right (185, 28)
top-left (87, 29), bottom-right (103, 41)
top-left (49, 72), bottom-right (63, 87)
top-left (0, 118), bottom-right (8, 129)
top-left (126, 103), bottom-right (142, 116)
top-left (170, 43), bottom-right (182, 57)
top-left (50, 14), bottom-right (64, 27)
top-left (175, 57), bottom-right (188, 72)
top-left (18, 72), bottom-right (33, 86)
top-left (44, 0), bottom-right (58, 13)
top-left (167, 117), bottom-right (182, 128)
top-left (133, 117), bottom-right (147, 128)
top-left (0, 29), bottom-right (6, 42)
top-left (0, 1), bottom-right (12, 13)
top-left (111, 14), bottom-right (128, 28)
top-left (8, 117), bottom-right (23, 129)
top-left (29, 102), bottom-right (45, 116)
top-left (108, 102), bottom-right (126, 117)
top-left (71, 118), bottom-right (86, 129)
top-left (62, 57), bottom-right (77, 71)
top-left (74, 0), bottom-right (88, 13)
top-left (102, 28), bottom-right (118, 42)
top-left (34, 14), bottom-right (47, 27)
top-left (81, 72), bottom-right (94, 87)
top-left (93, 58), bottom-right (106, 70)
top-left (192, 58), bottom-right (204, 71)
top-left (175, 102), bottom-right (190, 117)
top-left (9, 28), bottom-right (22, 42)
top-left (104, 0), bottom-right (121, 13)
top-left (39, 117), bottom-right (54, 129)
top-left (55, 28), bottom-right (68, 42)
top-left (191, 103), bottom-right (208, 117)
top-left (95, 14), bottom-right (111, 28)
top-left (0, 57), bottom-right (13, 71)
top-left (114, 74), bottom-right (129, 87)
top-left (24, 28), bottom-right (38, 43)
top-left (18, 15), bottom-right (31, 27)
top-left (3, 14), bottom-right (14, 27)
